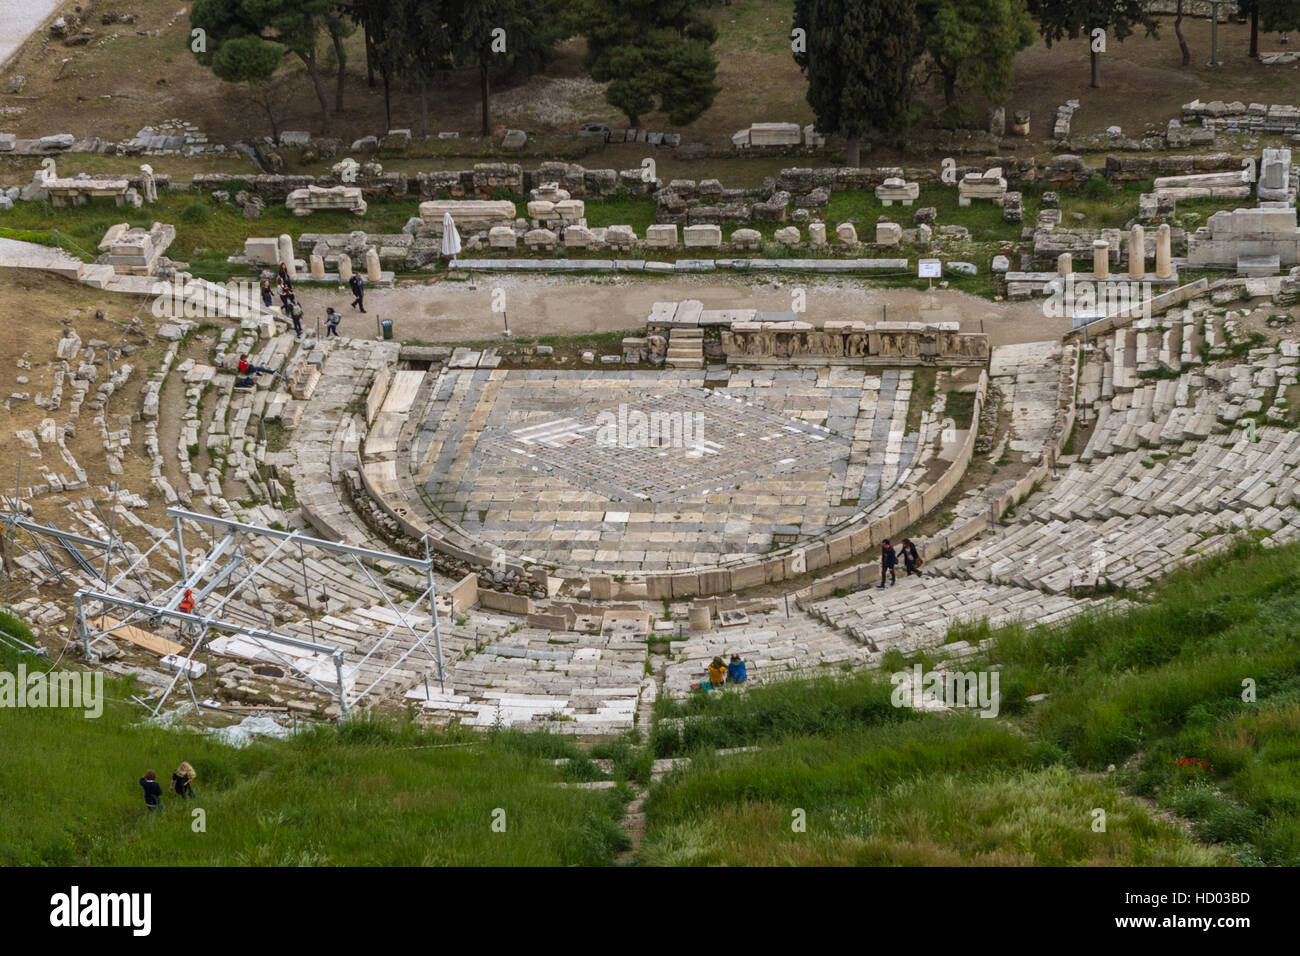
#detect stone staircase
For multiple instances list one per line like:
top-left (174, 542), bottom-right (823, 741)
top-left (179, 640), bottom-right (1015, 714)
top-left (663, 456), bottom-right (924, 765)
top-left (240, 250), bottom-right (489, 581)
top-left (666, 327), bottom-right (704, 369)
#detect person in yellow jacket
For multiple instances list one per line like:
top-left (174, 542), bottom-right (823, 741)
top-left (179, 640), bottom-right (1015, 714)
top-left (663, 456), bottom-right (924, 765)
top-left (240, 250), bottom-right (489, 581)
top-left (707, 656), bottom-right (727, 689)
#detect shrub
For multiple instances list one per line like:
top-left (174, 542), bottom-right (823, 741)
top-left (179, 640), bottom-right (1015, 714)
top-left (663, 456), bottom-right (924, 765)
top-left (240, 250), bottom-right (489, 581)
top-left (180, 201), bottom-right (211, 224)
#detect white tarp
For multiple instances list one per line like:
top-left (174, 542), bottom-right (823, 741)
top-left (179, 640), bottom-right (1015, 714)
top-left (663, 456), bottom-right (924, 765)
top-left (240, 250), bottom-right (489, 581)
top-left (441, 212), bottom-right (462, 259)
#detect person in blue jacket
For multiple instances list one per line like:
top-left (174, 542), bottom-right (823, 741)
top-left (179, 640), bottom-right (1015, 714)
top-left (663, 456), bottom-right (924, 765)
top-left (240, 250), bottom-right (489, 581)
top-left (726, 653), bottom-right (747, 684)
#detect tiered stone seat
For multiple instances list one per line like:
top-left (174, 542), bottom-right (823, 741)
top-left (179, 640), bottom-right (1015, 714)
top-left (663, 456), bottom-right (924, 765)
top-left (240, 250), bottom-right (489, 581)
top-left (809, 576), bottom-right (1097, 651)
top-left (662, 609), bottom-right (869, 696)
top-left (406, 624), bottom-right (646, 732)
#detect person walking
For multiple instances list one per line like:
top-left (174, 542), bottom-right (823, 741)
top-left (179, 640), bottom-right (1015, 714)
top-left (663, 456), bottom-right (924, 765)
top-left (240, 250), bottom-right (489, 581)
top-left (170, 762), bottom-right (197, 799)
top-left (324, 307), bottom-right (342, 338)
top-left (277, 282), bottom-right (294, 317)
top-left (349, 272), bottom-right (366, 313)
top-left (140, 770), bottom-right (163, 816)
top-left (289, 298), bottom-right (304, 338)
top-left (878, 539), bottom-right (898, 589)
top-left (901, 538), bottom-right (922, 576)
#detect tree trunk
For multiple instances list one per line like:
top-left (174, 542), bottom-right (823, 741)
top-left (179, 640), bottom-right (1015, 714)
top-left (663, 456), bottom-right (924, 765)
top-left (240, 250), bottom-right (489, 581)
top-left (1176, 1), bottom-right (1190, 67)
top-left (420, 79), bottom-right (430, 139)
top-left (365, 27), bottom-right (375, 88)
top-left (382, 68), bottom-right (392, 133)
top-left (943, 69), bottom-right (957, 107)
top-left (845, 134), bottom-right (861, 168)
top-left (1090, 48), bottom-right (1099, 88)
top-left (480, 63), bottom-right (491, 138)
top-left (1250, 7), bottom-right (1260, 59)
top-left (299, 52), bottom-right (333, 136)
top-left (331, 28), bottom-right (347, 112)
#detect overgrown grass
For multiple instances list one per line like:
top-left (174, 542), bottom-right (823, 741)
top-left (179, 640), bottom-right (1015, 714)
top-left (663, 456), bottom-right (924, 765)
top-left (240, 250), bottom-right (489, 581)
top-left (641, 536), bottom-right (1300, 866)
top-left (0, 637), bottom-right (627, 866)
top-left (641, 719), bottom-right (1222, 866)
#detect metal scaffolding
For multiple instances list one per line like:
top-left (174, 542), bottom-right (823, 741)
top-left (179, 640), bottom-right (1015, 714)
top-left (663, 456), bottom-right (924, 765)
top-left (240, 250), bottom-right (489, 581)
top-left (66, 507), bottom-right (446, 719)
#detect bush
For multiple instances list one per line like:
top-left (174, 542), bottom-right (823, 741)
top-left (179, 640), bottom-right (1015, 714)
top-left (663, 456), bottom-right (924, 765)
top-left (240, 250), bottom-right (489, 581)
top-left (1082, 174), bottom-right (1111, 201)
top-left (179, 201), bottom-right (211, 225)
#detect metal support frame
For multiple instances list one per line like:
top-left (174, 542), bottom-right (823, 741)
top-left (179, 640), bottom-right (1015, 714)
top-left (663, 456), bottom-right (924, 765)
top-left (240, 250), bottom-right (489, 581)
top-left (68, 508), bottom-right (446, 719)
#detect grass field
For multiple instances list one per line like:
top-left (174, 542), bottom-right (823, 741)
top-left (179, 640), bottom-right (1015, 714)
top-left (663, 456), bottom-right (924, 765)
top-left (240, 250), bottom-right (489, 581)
top-left (639, 536), bottom-right (1300, 867)
top-left (5, 536), bottom-right (1300, 866)
top-left (0, 612), bottom-right (629, 866)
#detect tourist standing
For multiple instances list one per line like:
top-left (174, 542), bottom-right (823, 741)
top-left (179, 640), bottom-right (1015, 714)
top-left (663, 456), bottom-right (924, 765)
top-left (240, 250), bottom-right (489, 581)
top-left (260, 278), bottom-right (273, 310)
top-left (878, 539), bottom-right (898, 589)
top-left (289, 299), bottom-right (304, 338)
top-left (140, 770), bottom-right (163, 816)
top-left (171, 762), bottom-right (197, 799)
top-left (349, 272), bottom-right (366, 313)
top-left (278, 262), bottom-right (293, 293)
top-left (325, 307), bottom-right (342, 338)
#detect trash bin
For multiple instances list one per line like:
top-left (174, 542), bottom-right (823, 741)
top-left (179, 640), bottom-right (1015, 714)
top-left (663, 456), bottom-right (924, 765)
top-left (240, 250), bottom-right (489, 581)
top-left (381, 319), bottom-right (393, 340)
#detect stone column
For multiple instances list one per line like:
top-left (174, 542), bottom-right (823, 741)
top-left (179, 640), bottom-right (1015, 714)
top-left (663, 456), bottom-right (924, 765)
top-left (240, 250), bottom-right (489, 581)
top-left (1155, 223), bottom-right (1173, 279)
top-left (688, 604), bottom-right (711, 632)
top-left (277, 234), bottom-right (295, 278)
top-left (1128, 224), bottom-right (1146, 280)
top-left (365, 247), bottom-right (382, 282)
top-left (309, 254), bottom-right (325, 280)
top-left (337, 253), bottom-right (352, 283)
top-left (1057, 252), bottom-right (1073, 277)
top-left (1093, 239), bottom-right (1110, 279)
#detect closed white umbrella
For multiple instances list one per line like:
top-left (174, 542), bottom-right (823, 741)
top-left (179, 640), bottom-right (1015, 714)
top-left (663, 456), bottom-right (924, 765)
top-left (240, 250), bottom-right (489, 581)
top-left (441, 212), bottom-right (461, 261)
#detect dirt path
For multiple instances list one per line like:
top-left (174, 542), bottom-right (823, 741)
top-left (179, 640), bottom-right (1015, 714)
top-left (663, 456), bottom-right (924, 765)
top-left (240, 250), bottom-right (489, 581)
top-left (288, 276), bottom-right (1070, 349)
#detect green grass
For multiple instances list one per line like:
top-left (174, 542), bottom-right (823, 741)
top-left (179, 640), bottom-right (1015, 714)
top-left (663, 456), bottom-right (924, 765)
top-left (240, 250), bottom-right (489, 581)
top-left (641, 719), bottom-right (1221, 866)
top-left (0, 626), bottom-right (628, 866)
top-left (640, 536), bottom-right (1300, 866)
top-left (0, 193), bottom-right (425, 281)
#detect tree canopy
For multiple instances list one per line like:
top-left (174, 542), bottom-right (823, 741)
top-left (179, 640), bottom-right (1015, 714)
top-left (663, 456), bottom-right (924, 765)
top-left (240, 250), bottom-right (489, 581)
top-left (579, 0), bottom-right (720, 127)
top-left (793, 0), bottom-right (919, 166)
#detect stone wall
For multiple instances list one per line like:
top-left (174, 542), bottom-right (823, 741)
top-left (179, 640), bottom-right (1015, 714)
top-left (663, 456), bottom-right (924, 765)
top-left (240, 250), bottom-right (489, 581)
top-left (647, 369), bottom-right (994, 600)
top-left (1183, 100), bottom-right (1300, 135)
top-left (720, 320), bottom-right (989, 367)
top-left (792, 350), bottom-right (1080, 606)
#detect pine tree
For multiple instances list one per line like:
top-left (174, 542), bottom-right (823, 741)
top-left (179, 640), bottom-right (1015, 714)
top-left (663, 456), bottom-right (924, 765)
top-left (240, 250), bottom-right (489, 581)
top-left (793, 0), bottom-right (920, 167)
top-left (916, 0), bottom-right (1035, 119)
top-left (579, 0), bottom-right (719, 128)
top-left (1034, 0), bottom-right (1158, 89)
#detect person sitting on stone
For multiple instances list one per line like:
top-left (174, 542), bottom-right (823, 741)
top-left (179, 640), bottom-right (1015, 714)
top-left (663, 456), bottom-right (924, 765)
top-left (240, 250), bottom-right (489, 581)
top-left (726, 653), bottom-right (748, 684)
top-left (237, 353), bottom-right (276, 377)
top-left (706, 656), bottom-right (727, 690)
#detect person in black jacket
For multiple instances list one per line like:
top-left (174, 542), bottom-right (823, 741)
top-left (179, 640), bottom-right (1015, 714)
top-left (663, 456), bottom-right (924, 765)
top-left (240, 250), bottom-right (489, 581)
top-left (349, 272), bottom-right (366, 313)
top-left (878, 539), bottom-right (898, 589)
top-left (140, 770), bottom-right (163, 816)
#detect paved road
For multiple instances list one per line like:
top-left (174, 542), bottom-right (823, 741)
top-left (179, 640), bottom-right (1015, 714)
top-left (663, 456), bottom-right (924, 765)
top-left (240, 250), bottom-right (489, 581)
top-left (284, 275), bottom-right (1070, 348)
top-left (0, 0), bottom-right (59, 69)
